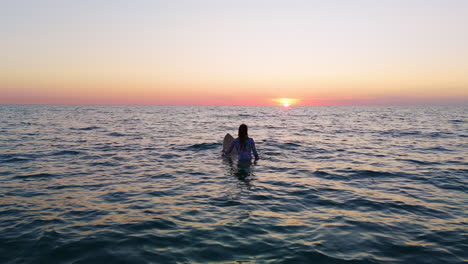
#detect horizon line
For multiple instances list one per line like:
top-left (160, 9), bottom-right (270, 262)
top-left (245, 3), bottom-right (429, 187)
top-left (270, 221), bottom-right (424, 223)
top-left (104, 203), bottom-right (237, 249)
top-left (1, 102), bottom-right (467, 107)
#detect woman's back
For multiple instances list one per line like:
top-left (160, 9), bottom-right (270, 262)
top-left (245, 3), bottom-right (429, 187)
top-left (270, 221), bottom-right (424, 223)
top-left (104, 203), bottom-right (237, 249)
top-left (223, 124), bottom-right (259, 161)
top-left (229, 137), bottom-right (258, 161)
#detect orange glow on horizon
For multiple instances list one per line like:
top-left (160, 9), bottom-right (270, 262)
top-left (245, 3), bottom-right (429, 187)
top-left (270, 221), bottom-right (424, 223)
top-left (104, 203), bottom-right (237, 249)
top-left (274, 98), bottom-right (299, 107)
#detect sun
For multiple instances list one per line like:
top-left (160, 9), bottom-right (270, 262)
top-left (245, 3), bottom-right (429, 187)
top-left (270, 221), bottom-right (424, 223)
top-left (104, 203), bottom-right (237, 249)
top-left (274, 98), bottom-right (298, 107)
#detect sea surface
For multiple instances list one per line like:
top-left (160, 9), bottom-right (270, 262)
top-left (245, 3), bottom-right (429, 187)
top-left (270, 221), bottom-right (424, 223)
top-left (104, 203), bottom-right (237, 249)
top-left (0, 105), bottom-right (467, 264)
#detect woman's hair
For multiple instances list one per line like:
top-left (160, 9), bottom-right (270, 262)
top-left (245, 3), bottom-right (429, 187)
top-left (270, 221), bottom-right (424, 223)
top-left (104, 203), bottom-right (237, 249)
top-left (238, 124), bottom-right (248, 147)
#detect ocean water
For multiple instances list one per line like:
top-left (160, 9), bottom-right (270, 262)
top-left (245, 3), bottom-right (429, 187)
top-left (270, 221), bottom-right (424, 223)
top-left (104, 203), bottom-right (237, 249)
top-left (0, 105), bottom-right (466, 264)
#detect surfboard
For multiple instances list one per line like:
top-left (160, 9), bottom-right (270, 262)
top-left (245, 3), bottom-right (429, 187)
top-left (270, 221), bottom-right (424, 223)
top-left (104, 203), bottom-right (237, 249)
top-left (223, 133), bottom-right (237, 156)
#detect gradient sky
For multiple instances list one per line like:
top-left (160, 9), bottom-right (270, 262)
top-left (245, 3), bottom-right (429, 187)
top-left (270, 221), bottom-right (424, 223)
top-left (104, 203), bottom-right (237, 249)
top-left (1, 0), bottom-right (467, 105)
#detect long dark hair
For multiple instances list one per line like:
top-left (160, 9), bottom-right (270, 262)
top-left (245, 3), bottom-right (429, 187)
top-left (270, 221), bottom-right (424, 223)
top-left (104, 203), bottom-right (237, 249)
top-left (238, 124), bottom-right (248, 149)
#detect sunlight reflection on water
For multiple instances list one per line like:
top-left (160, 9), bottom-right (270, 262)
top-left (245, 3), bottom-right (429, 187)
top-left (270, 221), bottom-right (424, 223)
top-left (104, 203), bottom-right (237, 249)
top-left (0, 105), bottom-right (466, 263)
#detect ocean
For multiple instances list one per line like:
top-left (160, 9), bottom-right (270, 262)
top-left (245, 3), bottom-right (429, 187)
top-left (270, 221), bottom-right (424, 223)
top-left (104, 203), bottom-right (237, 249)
top-left (0, 105), bottom-right (466, 263)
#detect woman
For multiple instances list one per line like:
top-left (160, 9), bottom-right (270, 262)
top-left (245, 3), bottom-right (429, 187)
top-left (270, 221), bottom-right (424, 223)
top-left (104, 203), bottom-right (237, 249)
top-left (223, 124), bottom-right (259, 161)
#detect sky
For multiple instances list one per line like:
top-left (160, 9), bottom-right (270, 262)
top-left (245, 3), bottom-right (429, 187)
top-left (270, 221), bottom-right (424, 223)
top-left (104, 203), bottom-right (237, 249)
top-left (1, 0), bottom-right (467, 106)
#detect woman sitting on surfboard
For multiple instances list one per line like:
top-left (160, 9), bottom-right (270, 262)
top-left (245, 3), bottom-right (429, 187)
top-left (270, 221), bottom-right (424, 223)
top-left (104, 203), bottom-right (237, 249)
top-left (223, 124), bottom-right (259, 161)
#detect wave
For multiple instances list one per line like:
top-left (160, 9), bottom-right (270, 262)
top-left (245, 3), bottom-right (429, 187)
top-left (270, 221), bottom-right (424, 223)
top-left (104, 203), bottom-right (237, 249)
top-left (89, 161), bottom-right (119, 167)
top-left (2, 157), bottom-right (30, 163)
top-left (262, 151), bottom-right (283, 156)
top-left (428, 131), bottom-right (455, 138)
top-left (421, 146), bottom-right (453, 152)
top-left (449, 119), bottom-right (463, 123)
top-left (159, 153), bottom-right (181, 159)
top-left (397, 158), bottom-right (440, 165)
top-left (282, 250), bottom-right (374, 264)
top-left (269, 141), bottom-right (303, 150)
top-left (14, 173), bottom-right (55, 179)
top-left (51, 150), bottom-right (82, 156)
top-left (71, 126), bottom-right (101, 131)
top-left (185, 142), bottom-right (219, 151)
top-left (150, 173), bottom-right (174, 179)
top-left (304, 148), bottom-right (332, 154)
top-left (107, 132), bottom-right (126, 137)
top-left (1, 105), bottom-right (466, 264)
top-left (345, 169), bottom-right (402, 178)
top-left (46, 183), bottom-right (106, 190)
top-left (346, 197), bottom-right (449, 218)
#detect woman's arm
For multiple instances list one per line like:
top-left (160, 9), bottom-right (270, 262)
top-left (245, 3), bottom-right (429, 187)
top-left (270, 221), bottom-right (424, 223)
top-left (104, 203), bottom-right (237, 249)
top-left (251, 138), bottom-right (259, 160)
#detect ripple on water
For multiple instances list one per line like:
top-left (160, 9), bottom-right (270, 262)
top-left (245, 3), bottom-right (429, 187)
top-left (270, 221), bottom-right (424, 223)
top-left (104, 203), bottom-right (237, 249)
top-left (148, 172), bottom-right (175, 180)
top-left (14, 173), bottom-right (55, 180)
top-left (70, 126), bottom-right (101, 131)
top-left (107, 131), bottom-right (126, 137)
top-left (51, 150), bottom-right (83, 156)
top-left (0, 105), bottom-right (466, 264)
top-left (2, 157), bottom-right (31, 163)
top-left (184, 142), bottom-right (220, 150)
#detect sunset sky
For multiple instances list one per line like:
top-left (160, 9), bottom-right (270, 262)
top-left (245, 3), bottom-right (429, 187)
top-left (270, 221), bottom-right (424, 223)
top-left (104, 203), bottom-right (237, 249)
top-left (1, 0), bottom-right (467, 106)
